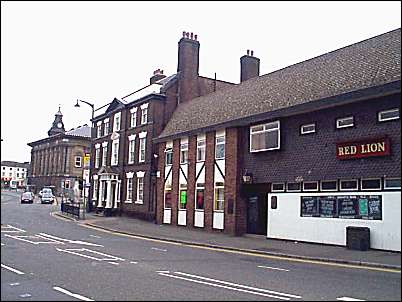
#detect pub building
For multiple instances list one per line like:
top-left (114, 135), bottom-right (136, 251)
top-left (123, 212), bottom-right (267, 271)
top-left (155, 28), bottom-right (401, 251)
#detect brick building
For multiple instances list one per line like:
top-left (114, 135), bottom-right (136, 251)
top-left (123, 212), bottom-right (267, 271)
top-left (155, 29), bottom-right (401, 251)
top-left (89, 32), bottom-right (235, 219)
top-left (28, 107), bottom-right (91, 195)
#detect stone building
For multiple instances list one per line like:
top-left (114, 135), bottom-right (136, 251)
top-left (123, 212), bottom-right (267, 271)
top-left (27, 107), bottom-right (91, 195)
top-left (155, 28), bottom-right (401, 251)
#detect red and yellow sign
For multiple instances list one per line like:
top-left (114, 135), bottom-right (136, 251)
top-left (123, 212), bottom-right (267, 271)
top-left (336, 137), bottom-right (390, 160)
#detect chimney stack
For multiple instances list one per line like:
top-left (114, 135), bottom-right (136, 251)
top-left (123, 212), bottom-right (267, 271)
top-left (150, 68), bottom-right (166, 84)
top-left (240, 49), bottom-right (260, 82)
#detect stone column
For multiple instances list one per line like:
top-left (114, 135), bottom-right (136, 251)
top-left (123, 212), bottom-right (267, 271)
top-left (97, 180), bottom-right (103, 208)
top-left (105, 180), bottom-right (112, 208)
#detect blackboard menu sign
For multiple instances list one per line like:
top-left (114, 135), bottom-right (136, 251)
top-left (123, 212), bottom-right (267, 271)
top-left (319, 196), bottom-right (337, 218)
top-left (300, 195), bottom-right (382, 220)
top-left (338, 196), bottom-right (359, 218)
top-left (301, 196), bottom-right (318, 217)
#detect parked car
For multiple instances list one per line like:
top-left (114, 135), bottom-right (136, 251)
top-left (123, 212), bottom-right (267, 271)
top-left (39, 187), bottom-right (53, 198)
top-left (41, 192), bottom-right (55, 204)
top-left (21, 192), bottom-right (35, 204)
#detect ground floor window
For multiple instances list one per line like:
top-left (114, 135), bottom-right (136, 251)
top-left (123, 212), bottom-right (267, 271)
top-left (164, 190), bottom-right (172, 209)
top-left (179, 184), bottom-right (187, 209)
top-left (196, 183), bottom-right (205, 210)
top-left (136, 177), bottom-right (144, 204)
top-left (214, 182), bottom-right (224, 211)
top-left (126, 178), bottom-right (133, 202)
top-left (93, 180), bottom-right (98, 200)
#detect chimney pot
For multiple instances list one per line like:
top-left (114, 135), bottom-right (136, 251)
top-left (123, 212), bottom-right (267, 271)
top-left (194, 34), bottom-right (197, 40)
top-left (190, 32), bottom-right (193, 39)
top-left (161, 70), bottom-right (163, 74)
top-left (251, 50), bottom-right (254, 56)
top-left (183, 31), bottom-right (186, 37)
top-left (186, 32), bottom-right (189, 38)
top-left (247, 49), bottom-right (250, 55)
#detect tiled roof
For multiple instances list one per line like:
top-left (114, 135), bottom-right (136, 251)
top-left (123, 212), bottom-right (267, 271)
top-left (159, 28), bottom-right (401, 140)
top-left (1, 161), bottom-right (30, 168)
top-left (65, 125), bottom-right (91, 138)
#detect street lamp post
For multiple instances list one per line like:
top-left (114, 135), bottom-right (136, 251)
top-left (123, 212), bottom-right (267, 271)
top-left (74, 99), bottom-right (95, 213)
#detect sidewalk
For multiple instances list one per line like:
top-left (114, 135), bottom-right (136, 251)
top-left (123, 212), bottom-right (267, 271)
top-left (55, 211), bottom-right (401, 270)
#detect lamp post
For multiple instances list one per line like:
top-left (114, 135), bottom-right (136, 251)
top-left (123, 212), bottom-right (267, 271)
top-left (74, 99), bottom-right (95, 213)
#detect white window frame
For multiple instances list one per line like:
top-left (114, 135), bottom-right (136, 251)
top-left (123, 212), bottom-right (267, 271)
top-left (320, 180), bottom-right (338, 192)
top-left (180, 142), bottom-right (188, 164)
top-left (136, 177), bottom-right (144, 204)
top-left (128, 135), bottom-right (136, 164)
top-left (300, 123), bottom-right (316, 135)
top-left (111, 139), bottom-right (119, 166)
top-left (215, 135), bottom-right (225, 160)
top-left (139, 138), bottom-right (146, 163)
top-left (95, 147), bottom-right (100, 168)
top-left (302, 181), bottom-right (319, 192)
top-left (92, 180), bottom-right (98, 200)
top-left (214, 182), bottom-right (225, 211)
top-left (378, 108), bottom-right (400, 122)
top-left (74, 156), bottom-right (82, 168)
top-left (339, 179), bottom-right (358, 191)
top-left (197, 139), bottom-right (206, 162)
top-left (102, 145), bottom-right (108, 167)
top-left (97, 121), bottom-right (102, 138)
top-left (130, 107), bottom-right (137, 128)
top-left (286, 182), bottom-right (301, 192)
top-left (195, 182), bottom-right (205, 210)
top-left (164, 183), bottom-right (172, 209)
top-left (64, 180), bottom-right (71, 189)
top-left (113, 112), bottom-right (121, 132)
top-left (165, 147), bottom-right (173, 166)
top-left (140, 103), bottom-right (148, 125)
top-left (384, 177), bottom-right (401, 190)
top-left (271, 183), bottom-right (285, 192)
top-left (126, 178), bottom-right (133, 203)
top-left (336, 116), bottom-right (354, 129)
top-left (250, 120), bottom-right (280, 152)
top-left (103, 118), bottom-right (109, 136)
top-left (361, 178), bottom-right (382, 191)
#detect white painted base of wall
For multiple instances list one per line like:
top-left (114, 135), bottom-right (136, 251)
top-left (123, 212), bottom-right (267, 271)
top-left (267, 191), bottom-right (401, 251)
top-left (163, 208), bottom-right (171, 224)
top-left (178, 209), bottom-right (187, 226)
top-left (194, 210), bottom-right (204, 227)
top-left (213, 211), bottom-right (224, 230)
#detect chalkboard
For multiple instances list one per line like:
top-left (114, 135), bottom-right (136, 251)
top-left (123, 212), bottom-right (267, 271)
top-left (300, 195), bottom-right (382, 220)
top-left (301, 196), bottom-right (318, 217)
top-left (337, 196), bottom-right (359, 218)
top-left (319, 196), bottom-right (337, 218)
top-left (368, 196), bottom-right (382, 220)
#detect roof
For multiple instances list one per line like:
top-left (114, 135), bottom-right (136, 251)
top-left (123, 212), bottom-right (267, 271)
top-left (159, 28), bottom-right (401, 140)
top-left (65, 125), bottom-right (91, 138)
top-left (1, 161), bottom-right (30, 168)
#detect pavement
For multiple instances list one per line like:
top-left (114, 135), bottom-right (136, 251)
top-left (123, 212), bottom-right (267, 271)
top-left (53, 210), bottom-right (401, 270)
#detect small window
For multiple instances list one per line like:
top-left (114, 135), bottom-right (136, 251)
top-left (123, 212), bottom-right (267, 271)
top-left (141, 107), bottom-right (148, 125)
top-left (104, 121), bottom-right (109, 136)
top-left (303, 181), bottom-right (318, 191)
top-left (336, 116), bottom-right (354, 129)
top-left (126, 178), bottom-right (133, 202)
top-left (197, 139), bottom-right (206, 162)
top-left (378, 108), bottom-right (399, 122)
top-left (287, 182), bottom-right (301, 192)
top-left (113, 112), bottom-right (121, 132)
top-left (361, 178), bottom-right (381, 190)
top-left (165, 147), bottom-right (173, 166)
top-left (321, 180), bottom-right (338, 191)
top-left (131, 110), bottom-right (137, 128)
top-left (180, 143), bottom-right (188, 164)
top-left (271, 196), bottom-right (278, 209)
top-left (179, 188), bottom-right (187, 209)
top-left (136, 177), bottom-right (144, 203)
top-left (102, 146), bottom-right (108, 166)
top-left (300, 123), bottom-right (316, 135)
top-left (128, 140), bottom-right (135, 164)
top-left (164, 191), bottom-right (172, 209)
top-left (139, 138), bottom-right (146, 163)
top-left (195, 183), bottom-right (205, 210)
top-left (97, 124), bottom-right (102, 138)
top-left (384, 178), bottom-right (401, 189)
top-left (214, 183), bottom-right (224, 211)
top-left (340, 179), bottom-right (358, 191)
top-left (250, 121), bottom-right (280, 152)
top-left (271, 183), bottom-right (285, 192)
top-left (75, 156), bottom-right (82, 168)
top-left (215, 135), bottom-right (225, 159)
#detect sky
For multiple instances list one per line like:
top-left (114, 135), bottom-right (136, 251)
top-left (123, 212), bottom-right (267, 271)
top-left (1, 1), bottom-right (401, 163)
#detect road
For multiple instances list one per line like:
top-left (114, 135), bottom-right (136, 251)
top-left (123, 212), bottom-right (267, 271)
top-left (1, 190), bottom-right (401, 301)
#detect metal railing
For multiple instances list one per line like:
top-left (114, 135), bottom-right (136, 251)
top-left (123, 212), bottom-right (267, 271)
top-left (61, 202), bottom-right (82, 219)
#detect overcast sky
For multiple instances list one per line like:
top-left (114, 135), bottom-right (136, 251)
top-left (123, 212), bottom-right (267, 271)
top-left (1, 1), bottom-right (401, 163)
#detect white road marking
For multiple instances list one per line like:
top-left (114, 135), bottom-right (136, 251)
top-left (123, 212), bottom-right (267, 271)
top-left (156, 270), bottom-right (170, 273)
top-left (108, 262), bottom-right (119, 265)
top-left (4, 234), bottom-right (63, 245)
top-left (130, 261), bottom-right (138, 264)
top-left (53, 286), bottom-right (94, 301)
top-left (19, 293), bottom-right (32, 298)
top-left (39, 233), bottom-right (104, 247)
top-left (1, 243), bottom-right (4, 246)
top-left (1, 225), bottom-right (26, 233)
top-left (89, 235), bottom-right (101, 238)
top-left (151, 247), bottom-right (167, 252)
top-left (337, 297), bottom-right (365, 301)
top-left (158, 272), bottom-right (293, 300)
top-left (258, 265), bottom-right (290, 272)
top-left (10, 282), bottom-right (20, 286)
top-left (1, 264), bottom-right (25, 275)
top-left (56, 248), bottom-right (125, 262)
top-left (175, 271), bottom-right (301, 299)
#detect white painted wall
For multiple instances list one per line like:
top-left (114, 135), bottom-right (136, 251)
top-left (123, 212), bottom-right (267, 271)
top-left (267, 192), bottom-right (401, 251)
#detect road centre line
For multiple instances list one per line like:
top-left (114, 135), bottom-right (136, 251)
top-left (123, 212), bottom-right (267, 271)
top-left (151, 247), bottom-right (167, 252)
top-left (158, 272), bottom-right (292, 300)
top-left (337, 297), bottom-right (365, 301)
top-left (1, 264), bottom-right (25, 275)
top-left (53, 286), bottom-right (94, 301)
top-left (78, 223), bottom-right (401, 274)
top-left (175, 271), bottom-right (300, 298)
top-left (258, 265), bottom-right (290, 272)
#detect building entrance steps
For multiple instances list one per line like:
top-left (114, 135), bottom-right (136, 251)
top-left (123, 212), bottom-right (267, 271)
top-left (55, 211), bottom-right (401, 270)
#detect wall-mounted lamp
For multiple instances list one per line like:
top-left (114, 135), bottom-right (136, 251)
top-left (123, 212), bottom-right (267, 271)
top-left (242, 171), bottom-right (253, 184)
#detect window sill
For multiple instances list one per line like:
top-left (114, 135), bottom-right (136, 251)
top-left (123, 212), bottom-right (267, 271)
top-left (124, 200), bottom-right (133, 203)
top-left (134, 201), bottom-right (143, 204)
